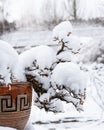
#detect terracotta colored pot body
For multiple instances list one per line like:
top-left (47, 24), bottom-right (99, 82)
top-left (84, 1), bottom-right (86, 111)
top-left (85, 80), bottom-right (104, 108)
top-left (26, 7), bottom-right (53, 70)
top-left (0, 82), bottom-right (32, 130)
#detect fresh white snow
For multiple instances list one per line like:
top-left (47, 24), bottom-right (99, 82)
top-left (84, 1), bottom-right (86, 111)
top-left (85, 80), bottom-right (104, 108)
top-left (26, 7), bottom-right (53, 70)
top-left (13, 45), bottom-right (56, 81)
top-left (0, 18), bottom-right (104, 130)
top-left (52, 21), bottom-right (73, 41)
top-left (51, 62), bottom-right (87, 93)
top-left (0, 40), bottom-right (18, 84)
top-left (0, 127), bottom-right (17, 130)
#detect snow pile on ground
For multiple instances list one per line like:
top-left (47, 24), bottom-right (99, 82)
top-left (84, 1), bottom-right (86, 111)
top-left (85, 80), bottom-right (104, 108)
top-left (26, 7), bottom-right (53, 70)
top-left (68, 123), bottom-right (104, 130)
top-left (88, 63), bottom-right (104, 110)
top-left (79, 39), bottom-right (104, 63)
top-left (24, 94), bottom-right (102, 130)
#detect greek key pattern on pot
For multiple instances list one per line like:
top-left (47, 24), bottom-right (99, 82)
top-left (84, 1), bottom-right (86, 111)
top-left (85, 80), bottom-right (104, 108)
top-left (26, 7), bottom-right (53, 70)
top-left (0, 94), bottom-right (30, 112)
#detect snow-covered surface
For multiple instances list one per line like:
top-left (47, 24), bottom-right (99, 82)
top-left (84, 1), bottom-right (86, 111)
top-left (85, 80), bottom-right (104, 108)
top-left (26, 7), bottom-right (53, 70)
top-left (0, 31), bottom-right (52, 48)
top-left (0, 21), bottom-right (88, 114)
top-left (0, 22), bottom-right (104, 129)
top-left (14, 45), bottom-right (56, 81)
top-left (1, 26), bottom-right (104, 48)
top-left (19, 45), bottom-right (56, 70)
top-left (0, 127), bottom-right (17, 130)
top-left (24, 91), bottom-right (103, 130)
top-left (51, 62), bottom-right (87, 94)
top-left (52, 21), bottom-right (73, 41)
top-left (0, 1), bottom-right (104, 130)
top-left (66, 34), bottom-right (82, 53)
top-left (11, 29), bottom-right (87, 112)
top-left (0, 40), bottom-right (18, 84)
top-left (52, 21), bottom-right (82, 54)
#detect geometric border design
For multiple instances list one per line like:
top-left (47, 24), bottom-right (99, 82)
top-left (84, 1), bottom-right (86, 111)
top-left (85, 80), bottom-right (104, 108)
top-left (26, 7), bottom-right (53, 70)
top-left (0, 94), bottom-right (30, 112)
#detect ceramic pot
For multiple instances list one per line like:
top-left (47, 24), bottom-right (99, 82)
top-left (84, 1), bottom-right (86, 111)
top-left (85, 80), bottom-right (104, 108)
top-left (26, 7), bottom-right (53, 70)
top-left (0, 82), bottom-right (32, 130)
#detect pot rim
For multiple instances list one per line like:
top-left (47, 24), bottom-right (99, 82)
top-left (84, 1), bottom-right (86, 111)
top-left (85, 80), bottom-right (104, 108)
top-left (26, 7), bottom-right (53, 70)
top-left (0, 81), bottom-right (31, 87)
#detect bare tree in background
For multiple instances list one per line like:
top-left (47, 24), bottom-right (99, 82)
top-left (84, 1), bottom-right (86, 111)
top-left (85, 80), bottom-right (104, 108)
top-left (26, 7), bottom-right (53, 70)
top-left (0, 0), bottom-right (16, 34)
top-left (73, 0), bottom-right (77, 20)
top-left (0, 0), bottom-right (4, 34)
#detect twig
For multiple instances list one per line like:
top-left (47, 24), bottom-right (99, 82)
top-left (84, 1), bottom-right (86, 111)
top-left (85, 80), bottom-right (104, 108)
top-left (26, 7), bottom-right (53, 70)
top-left (57, 40), bottom-right (65, 55)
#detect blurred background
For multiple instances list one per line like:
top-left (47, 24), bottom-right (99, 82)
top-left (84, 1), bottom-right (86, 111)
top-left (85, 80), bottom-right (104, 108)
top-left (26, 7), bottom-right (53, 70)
top-left (0, 0), bottom-right (104, 33)
top-left (1, 1), bottom-right (104, 130)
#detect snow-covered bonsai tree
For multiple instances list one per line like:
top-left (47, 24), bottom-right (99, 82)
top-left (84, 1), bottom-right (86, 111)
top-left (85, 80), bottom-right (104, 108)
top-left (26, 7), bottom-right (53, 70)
top-left (13, 21), bottom-right (87, 113)
top-left (0, 21), bottom-right (88, 113)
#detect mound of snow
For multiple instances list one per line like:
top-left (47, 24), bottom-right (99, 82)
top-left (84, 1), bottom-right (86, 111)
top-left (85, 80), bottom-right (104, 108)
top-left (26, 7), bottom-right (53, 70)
top-left (52, 21), bottom-right (73, 41)
top-left (0, 40), bottom-right (18, 84)
top-left (67, 34), bottom-right (82, 53)
top-left (14, 45), bottom-right (56, 81)
top-left (52, 21), bottom-right (82, 54)
top-left (51, 62), bottom-right (88, 95)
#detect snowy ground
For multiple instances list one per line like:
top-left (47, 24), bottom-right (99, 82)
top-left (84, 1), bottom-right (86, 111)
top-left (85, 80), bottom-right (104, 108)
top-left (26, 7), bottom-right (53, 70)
top-left (0, 23), bottom-right (104, 130)
top-left (1, 23), bottom-right (104, 48)
top-left (25, 94), bottom-right (103, 130)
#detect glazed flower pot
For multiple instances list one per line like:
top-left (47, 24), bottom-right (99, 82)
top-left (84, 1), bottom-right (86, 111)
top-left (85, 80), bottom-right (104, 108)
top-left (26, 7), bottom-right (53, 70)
top-left (0, 82), bottom-right (32, 130)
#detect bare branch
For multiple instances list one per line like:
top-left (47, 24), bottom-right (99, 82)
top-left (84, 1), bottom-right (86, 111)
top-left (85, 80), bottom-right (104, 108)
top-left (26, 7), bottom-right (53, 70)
top-left (57, 40), bottom-right (65, 55)
top-left (26, 74), bottom-right (47, 96)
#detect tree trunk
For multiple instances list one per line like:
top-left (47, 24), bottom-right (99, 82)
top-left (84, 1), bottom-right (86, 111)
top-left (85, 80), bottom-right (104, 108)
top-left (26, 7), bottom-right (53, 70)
top-left (73, 0), bottom-right (77, 20)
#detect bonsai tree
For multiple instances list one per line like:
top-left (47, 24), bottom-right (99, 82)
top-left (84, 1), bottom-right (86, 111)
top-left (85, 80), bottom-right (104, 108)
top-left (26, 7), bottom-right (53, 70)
top-left (13, 21), bottom-right (87, 113)
top-left (0, 21), bottom-right (87, 113)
